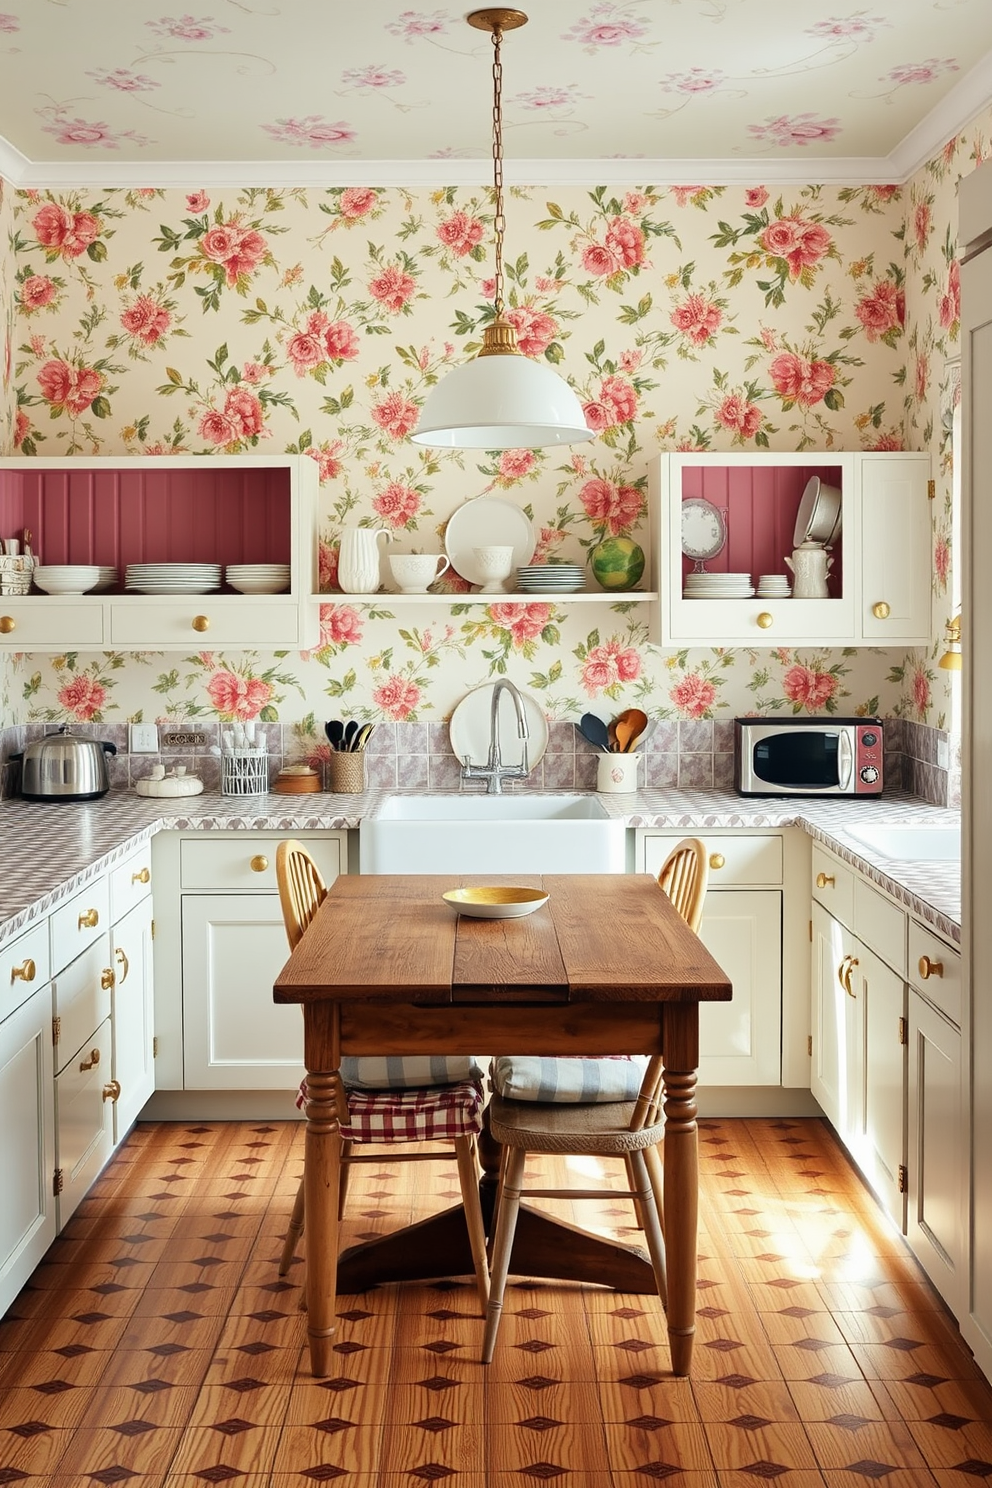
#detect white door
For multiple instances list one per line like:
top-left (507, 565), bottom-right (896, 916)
top-left (853, 944), bottom-right (906, 1229)
top-left (0, 984), bottom-right (57, 1316)
top-left (859, 454), bottom-right (931, 643)
top-left (112, 897), bottom-right (155, 1142)
top-left (181, 894), bottom-right (305, 1090)
top-left (697, 890), bottom-right (781, 1085)
top-left (908, 990), bottom-right (965, 1314)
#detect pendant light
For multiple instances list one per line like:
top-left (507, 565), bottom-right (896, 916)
top-left (410, 8), bottom-right (593, 450)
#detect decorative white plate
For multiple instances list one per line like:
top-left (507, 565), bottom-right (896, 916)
top-left (442, 886), bottom-right (549, 919)
top-left (444, 497), bottom-right (536, 586)
top-left (448, 682), bottom-right (549, 772)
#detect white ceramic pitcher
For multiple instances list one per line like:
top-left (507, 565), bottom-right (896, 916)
top-left (338, 527), bottom-right (393, 594)
top-left (785, 540), bottom-right (833, 599)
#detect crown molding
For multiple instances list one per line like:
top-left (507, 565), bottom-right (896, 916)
top-left (888, 50), bottom-right (992, 181)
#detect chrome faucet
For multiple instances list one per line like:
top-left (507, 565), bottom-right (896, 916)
top-left (461, 678), bottom-right (531, 795)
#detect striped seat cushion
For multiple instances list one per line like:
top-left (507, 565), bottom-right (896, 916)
top-left (490, 1054), bottom-right (648, 1104)
top-left (342, 1055), bottom-right (483, 1090)
top-left (296, 1077), bottom-right (485, 1142)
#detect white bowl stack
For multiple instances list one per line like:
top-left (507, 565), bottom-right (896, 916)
top-left (225, 564), bottom-right (291, 595)
top-left (516, 563), bottom-right (585, 594)
top-left (756, 574), bottom-right (792, 598)
top-left (125, 563), bottom-right (222, 595)
top-left (32, 564), bottom-right (101, 595)
top-left (683, 571), bottom-right (754, 599)
top-left (93, 567), bottom-right (118, 592)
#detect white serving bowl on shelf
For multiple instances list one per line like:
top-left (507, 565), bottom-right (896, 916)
top-left (32, 565), bottom-right (101, 595)
top-left (225, 563), bottom-right (291, 595)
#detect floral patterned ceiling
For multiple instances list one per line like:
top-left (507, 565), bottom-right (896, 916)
top-left (0, 1), bottom-right (991, 182)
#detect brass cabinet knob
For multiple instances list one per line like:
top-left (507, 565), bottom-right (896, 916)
top-left (131, 866), bottom-right (151, 885)
top-left (115, 946), bottom-right (130, 983)
top-left (10, 957), bottom-right (36, 984)
top-left (102, 1080), bottom-right (121, 1104)
top-left (918, 954), bottom-right (944, 980)
top-left (192, 614), bottom-right (210, 632)
top-left (816, 872), bottom-right (835, 889)
top-left (0, 615), bottom-right (15, 634)
top-left (250, 854), bottom-right (269, 873)
top-left (756, 612), bottom-right (773, 629)
top-left (79, 1047), bottom-right (101, 1072)
top-left (709, 853), bottom-right (726, 870)
top-left (101, 967), bottom-right (116, 991)
top-left (78, 908), bottom-right (100, 929)
top-left (872, 601), bottom-right (891, 620)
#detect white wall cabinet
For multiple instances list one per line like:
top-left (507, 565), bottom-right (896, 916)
top-left (0, 455), bottom-right (318, 652)
top-left (652, 451), bottom-right (930, 648)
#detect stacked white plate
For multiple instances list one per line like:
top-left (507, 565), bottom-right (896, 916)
top-left (225, 564), bottom-right (291, 595)
top-left (125, 562), bottom-right (222, 595)
top-left (683, 571), bottom-right (754, 599)
top-left (32, 564), bottom-right (100, 595)
top-left (516, 563), bottom-right (585, 594)
top-left (756, 574), bottom-right (792, 598)
top-left (93, 567), bottom-right (118, 593)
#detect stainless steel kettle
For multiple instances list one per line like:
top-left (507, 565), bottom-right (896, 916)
top-left (13, 726), bottom-right (117, 801)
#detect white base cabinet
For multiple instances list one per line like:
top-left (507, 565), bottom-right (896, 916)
top-left (0, 981), bottom-right (56, 1309)
top-left (111, 897), bottom-right (155, 1142)
top-left (54, 1017), bottom-right (114, 1224)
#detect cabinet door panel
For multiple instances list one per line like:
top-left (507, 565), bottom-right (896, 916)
top-left (55, 1016), bottom-right (114, 1227)
top-left (860, 456), bottom-right (930, 643)
top-left (811, 904), bottom-right (847, 1131)
top-left (697, 890), bottom-right (781, 1085)
top-left (0, 984), bottom-right (56, 1315)
top-left (112, 898), bottom-right (154, 1141)
top-left (856, 945), bottom-right (906, 1229)
top-left (908, 991), bottom-right (964, 1313)
top-left (181, 894), bottom-right (304, 1090)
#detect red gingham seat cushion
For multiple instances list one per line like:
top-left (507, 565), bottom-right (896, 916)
top-left (296, 1077), bottom-right (484, 1142)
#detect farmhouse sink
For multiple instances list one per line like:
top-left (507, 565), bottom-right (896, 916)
top-left (359, 793), bottom-right (627, 874)
top-left (837, 822), bottom-right (961, 861)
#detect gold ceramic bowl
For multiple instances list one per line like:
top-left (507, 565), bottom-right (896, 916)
top-left (442, 886), bottom-right (549, 919)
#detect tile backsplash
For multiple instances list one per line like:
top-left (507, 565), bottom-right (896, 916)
top-left (0, 716), bottom-right (953, 806)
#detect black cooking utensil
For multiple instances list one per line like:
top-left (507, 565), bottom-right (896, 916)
top-left (324, 720), bottom-right (344, 751)
top-left (577, 713), bottom-right (611, 753)
top-left (342, 720), bottom-right (359, 752)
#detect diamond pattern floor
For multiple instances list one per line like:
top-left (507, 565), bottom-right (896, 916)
top-left (2, 1116), bottom-right (991, 1486)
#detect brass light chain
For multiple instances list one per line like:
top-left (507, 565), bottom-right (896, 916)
top-left (490, 21), bottom-right (505, 318)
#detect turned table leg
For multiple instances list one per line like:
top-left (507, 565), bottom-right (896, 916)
top-left (303, 1004), bottom-right (343, 1377)
top-left (662, 1004), bottom-right (699, 1377)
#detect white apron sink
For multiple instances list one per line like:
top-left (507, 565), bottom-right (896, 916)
top-left (837, 822), bottom-right (960, 861)
top-left (359, 793), bottom-right (627, 874)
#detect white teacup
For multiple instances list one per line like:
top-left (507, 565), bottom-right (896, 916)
top-left (389, 552), bottom-right (451, 594)
top-left (473, 544), bottom-right (515, 594)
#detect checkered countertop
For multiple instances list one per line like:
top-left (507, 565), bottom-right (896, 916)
top-left (0, 786), bottom-right (960, 949)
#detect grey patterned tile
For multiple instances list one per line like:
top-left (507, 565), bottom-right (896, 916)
top-left (646, 753), bottom-right (678, 789)
top-left (678, 753), bottom-right (715, 789)
top-left (679, 720), bottom-right (714, 754)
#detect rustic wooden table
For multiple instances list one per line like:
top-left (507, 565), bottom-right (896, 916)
top-left (273, 872), bottom-right (732, 1377)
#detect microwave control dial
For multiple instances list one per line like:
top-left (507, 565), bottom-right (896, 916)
top-left (861, 730), bottom-right (878, 747)
top-left (859, 764), bottom-right (880, 785)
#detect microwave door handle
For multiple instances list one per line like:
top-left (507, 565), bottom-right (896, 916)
top-left (837, 731), bottom-right (854, 790)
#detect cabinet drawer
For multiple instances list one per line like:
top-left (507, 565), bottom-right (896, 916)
top-left (854, 878), bottom-right (906, 976)
top-left (1, 922), bottom-right (50, 1019)
top-left (0, 599), bottom-right (105, 649)
top-left (811, 845), bottom-right (854, 926)
top-left (53, 935), bottom-right (112, 1076)
top-left (109, 599), bottom-right (300, 648)
top-left (180, 833), bottom-right (344, 891)
top-left (50, 879), bottom-right (110, 976)
top-left (641, 832), bottom-right (783, 885)
top-left (909, 921), bottom-right (961, 1026)
top-left (109, 846), bottom-right (153, 922)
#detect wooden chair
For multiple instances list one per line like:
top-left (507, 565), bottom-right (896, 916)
top-left (275, 840), bottom-right (490, 1309)
top-left (481, 836), bottom-right (709, 1363)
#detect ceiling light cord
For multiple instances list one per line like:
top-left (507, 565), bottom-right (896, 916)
top-left (490, 21), bottom-right (506, 320)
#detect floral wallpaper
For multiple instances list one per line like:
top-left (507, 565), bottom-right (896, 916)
top-left (0, 123), bottom-right (988, 739)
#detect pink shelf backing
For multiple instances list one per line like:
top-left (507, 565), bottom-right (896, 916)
top-left (679, 463), bottom-right (844, 597)
top-left (0, 466), bottom-right (292, 571)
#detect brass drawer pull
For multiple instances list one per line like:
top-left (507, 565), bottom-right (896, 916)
top-left (11, 957), bottom-right (36, 984)
top-left (839, 953), bottom-right (859, 998)
top-left (756, 612), bottom-right (773, 629)
top-left (816, 872), bottom-right (835, 889)
top-left (709, 853), bottom-right (725, 870)
top-left (192, 614), bottom-right (210, 632)
top-left (918, 954), bottom-right (944, 981)
top-left (872, 601), bottom-right (891, 620)
top-left (78, 908), bottom-right (100, 930)
top-left (131, 867), bottom-right (151, 885)
top-left (79, 1048), bottom-right (101, 1072)
top-left (101, 967), bottom-right (116, 991)
top-left (115, 947), bottom-right (130, 983)
top-left (0, 615), bottom-right (16, 634)
top-left (102, 1080), bottom-right (121, 1104)
top-left (250, 854), bottom-right (269, 873)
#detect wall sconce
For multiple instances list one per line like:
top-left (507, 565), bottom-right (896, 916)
top-left (938, 611), bottom-right (962, 670)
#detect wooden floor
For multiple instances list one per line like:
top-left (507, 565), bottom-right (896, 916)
top-left (2, 1116), bottom-right (991, 1486)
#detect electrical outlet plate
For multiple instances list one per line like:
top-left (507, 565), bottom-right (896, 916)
top-left (162, 730), bottom-right (207, 748)
top-left (937, 738), bottom-right (950, 769)
top-left (129, 722), bottom-right (159, 753)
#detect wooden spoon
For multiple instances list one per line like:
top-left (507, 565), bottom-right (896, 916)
top-left (615, 708), bottom-right (648, 753)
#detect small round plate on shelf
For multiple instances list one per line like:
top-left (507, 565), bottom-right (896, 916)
top-left (442, 886), bottom-right (549, 919)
